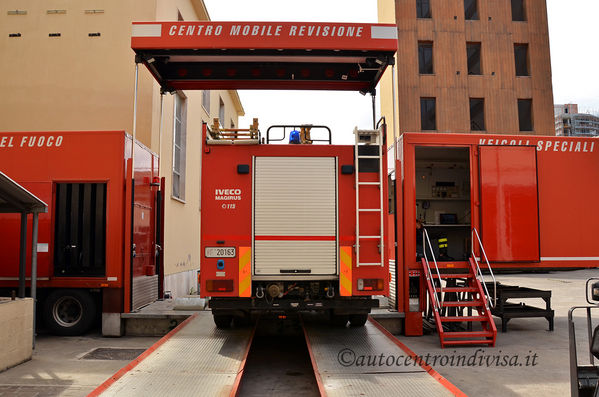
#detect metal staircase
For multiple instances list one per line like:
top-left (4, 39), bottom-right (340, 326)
top-left (421, 227), bottom-right (497, 348)
top-left (353, 127), bottom-right (385, 267)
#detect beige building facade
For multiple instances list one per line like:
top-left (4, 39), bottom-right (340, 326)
top-left (0, 0), bottom-right (244, 297)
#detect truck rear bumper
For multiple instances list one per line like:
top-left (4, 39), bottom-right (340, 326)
top-left (209, 297), bottom-right (378, 315)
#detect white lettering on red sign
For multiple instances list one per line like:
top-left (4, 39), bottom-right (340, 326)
top-left (287, 25), bottom-right (362, 38)
top-left (0, 135), bottom-right (63, 148)
top-left (479, 138), bottom-right (595, 153)
top-left (215, 188), bottom-right (242, 201)
top-left (229, 24), bottom-right (282, 37)
top-left (167, 24), bottom-right (363, 38)
top-left (169, 24), bottom-right (224, 37)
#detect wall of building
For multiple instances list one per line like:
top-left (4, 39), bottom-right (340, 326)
top-left (0, 0), bottom-right (157, 146)
top-left (0, 298), bottom-right (33, 372)
top-left (380, 0), bottom-right (554, 136)
top-left (155, 1), bottom-right (245, 297)
top-left (0, 0), bottom-right (244, 299)
top-left (378, 0), bottom-right (400, 144)
top-left (555, 103), bottom-right (578, 117)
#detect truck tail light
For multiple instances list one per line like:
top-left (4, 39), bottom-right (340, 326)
top-left (357, 278), bottom-right (384, 291)
top-left (206, 279), bottom-right (234, 293)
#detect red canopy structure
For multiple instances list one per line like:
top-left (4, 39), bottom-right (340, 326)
top-left (131, 21), bottom-right (397, 93)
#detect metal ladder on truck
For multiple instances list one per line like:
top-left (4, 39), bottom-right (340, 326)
top-left (421, 227), bottom-right (497, 347)
top-left (354, 127), bottom-right (385, 267)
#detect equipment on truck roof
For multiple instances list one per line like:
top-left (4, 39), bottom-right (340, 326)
top-left (208, 117), bottom-right (260, 144)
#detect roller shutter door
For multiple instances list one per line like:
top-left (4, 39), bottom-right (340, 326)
top-left (254, 157), bottom-right (337, 276)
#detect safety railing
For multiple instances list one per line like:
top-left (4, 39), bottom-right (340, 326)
top-left (207, 117), bottom-right (260, 145)
top-left (471, 227), bottom-right (496, 309)
top-left (266, 125), bottom-right (332, 144)
top-left (422, 227), bottom-right (443, 311)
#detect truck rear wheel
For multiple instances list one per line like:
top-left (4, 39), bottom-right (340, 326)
top-left (42, 289), bottom-right (96, 336)
top-left (331, 313), bottom-right (349, 327)
top-left (213, 314), bottom-right (233, 329)
top-left (349, 313), bottom-right (368, 327)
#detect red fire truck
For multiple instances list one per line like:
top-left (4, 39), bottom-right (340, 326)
top-left (200, 121), bottom-right (390, 327)
top-left (0, 131), bottom-right (162, 335)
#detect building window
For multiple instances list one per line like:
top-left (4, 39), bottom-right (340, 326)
top-left (420, 98), bottom-right (436, 131)
top-left (219, 98), bottom-right (225, 125)
top-left (418, 42), bottom-right (434, 74)
top-left (172, 93), bottom-right (187, 200)
top-left (202, 90), bottom-right (210, 113)
top-left (467, 42), bottom-right (482, 75)
top-left (416, 0), bottom-right (431, 18)
top-left (511, 0), bottom-right (526, 21)
top-left (470, 98), bottom-right (485, 131)
top-left (514, 44), bottom-right (529, 76)
top-left (464, 0), bottom-right (479, 20)
top-left (518, 99), bottom-right (533, 131)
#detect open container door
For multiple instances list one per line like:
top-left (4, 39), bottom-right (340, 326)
top-left (478, 145), bottom-right (540, 262)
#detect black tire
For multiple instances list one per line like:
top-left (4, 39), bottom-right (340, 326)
top-left (42, 289), bottom-right (96, 336)
top-left (233, 314), bottom-right (251, 327)
top-left (213, 314), bottom-right (233, 329)
top-left (349, 313), bottom-right (368, 327)
top-left (331, 314), bottom-right (349, 327)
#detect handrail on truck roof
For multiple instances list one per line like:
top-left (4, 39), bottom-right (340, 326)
top-left (206, 117), bottom-right (261, 145)
top-left (266, 125), bottom-right (332, 144)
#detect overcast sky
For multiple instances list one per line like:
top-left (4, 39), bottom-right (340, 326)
top-left (202, 0), bottom-right (599, 142)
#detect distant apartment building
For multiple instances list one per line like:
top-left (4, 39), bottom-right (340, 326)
top-left (378, 0), bottom-right (555, 137)
top-left (555, 104), bottom-right (599, 137)
top-left (0, 0), bottom-right (245, 298)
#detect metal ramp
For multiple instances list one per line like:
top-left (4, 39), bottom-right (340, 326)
top-left (89, 312), bottom-right (254, 397)
top-left (303, 317), bottom-right (464, 396)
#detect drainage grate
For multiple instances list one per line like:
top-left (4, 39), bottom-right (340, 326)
top-left (82, 348), bottom-right (146, 361)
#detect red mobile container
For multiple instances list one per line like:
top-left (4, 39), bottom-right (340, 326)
top-left (0, 131), bottom-right (162, 335)
top-left (391, 132), bottom-right (599, 335)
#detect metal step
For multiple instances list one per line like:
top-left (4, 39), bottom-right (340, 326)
top-left (435, 287), bottom-right (477, 293)
top-left (442, 330), bottom-right (495, 339)
top-left (431, 273), bottom-right (473, 279)
top-left (423, 255), bottom-right (497, 348)
top-left (357, 182), bottom-right (381, 186)
top-left (358, 208), bottom-right (382, 212)
top-left (439, 316), bottom-right (489, 322)
top-left (358, 262), bottom-right (383, 266)
top-left (441, 339), bottom-right (495, 346)
top-left (442, 300), bottom-right (483, 307)
top-left (358, 235), bottom-right (381, 239)
top-left (357, 155), bottom-right (381, 159)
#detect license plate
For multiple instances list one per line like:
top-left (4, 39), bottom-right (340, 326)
top-left (205, 247), bottom-right (236, 258)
